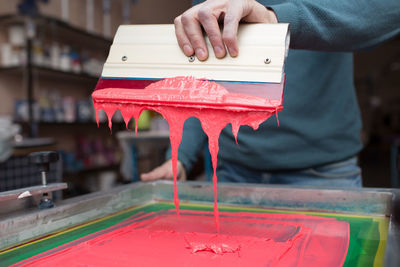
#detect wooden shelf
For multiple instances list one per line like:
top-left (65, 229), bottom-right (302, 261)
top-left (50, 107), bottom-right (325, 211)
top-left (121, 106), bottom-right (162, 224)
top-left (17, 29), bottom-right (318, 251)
top-left (13, 137), bottom-right (56, 148)
top-left (0, 14), bottom-right (112, 46)
top-left (12, 137), bottom-right (57, 156)
top-left (0, 65), bottom-right (99, 82)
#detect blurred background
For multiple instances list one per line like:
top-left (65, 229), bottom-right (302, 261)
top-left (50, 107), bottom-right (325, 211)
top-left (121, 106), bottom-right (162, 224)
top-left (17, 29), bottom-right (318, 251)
top-left (0, 0), bottom-right (398, 200)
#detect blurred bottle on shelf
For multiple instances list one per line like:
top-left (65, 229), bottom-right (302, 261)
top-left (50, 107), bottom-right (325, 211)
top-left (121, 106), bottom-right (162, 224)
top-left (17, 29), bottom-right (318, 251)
top-left (0, 43), bottom-right (19, 67)
top-left (50, 91), bottom-right (64, 122)
top-left (8, 25), bottom-right (25, 47)
top-left (49, 42), bottom-right (60, 69)
top-left (1, 25), bottom-right (26, 67)
top-left (63, 96), bottom-right (75, 122)
top-left (14, 100), bottom-right (40, 122)
top-left (38, 89), bottom-right (53, 122)
top-left (59, 45), bottom-right (71, 71)
top-left (32, 39), bottom-right (44, 66)
top-left (15, 91), bottom-right (102, 124)
top-left (81, 51), bottom-right (103, 77)
top-left (70, 49), bottom-right (81, 73)
top-left (76, 99), bottom-right (93, 122)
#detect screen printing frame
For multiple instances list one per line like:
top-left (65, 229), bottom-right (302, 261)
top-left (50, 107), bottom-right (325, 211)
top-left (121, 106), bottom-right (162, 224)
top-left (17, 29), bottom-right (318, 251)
top-left (0, 181), bottom-right (399, 266)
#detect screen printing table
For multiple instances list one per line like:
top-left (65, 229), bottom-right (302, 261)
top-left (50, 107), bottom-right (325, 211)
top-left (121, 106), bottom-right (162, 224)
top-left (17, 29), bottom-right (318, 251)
top-left (0, 181), bottom-right (399, 266)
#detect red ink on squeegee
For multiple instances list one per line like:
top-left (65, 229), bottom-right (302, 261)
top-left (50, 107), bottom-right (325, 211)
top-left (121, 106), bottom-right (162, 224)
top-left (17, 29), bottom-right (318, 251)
top-left (14, 210), bottom-right (349, 267)
top-left (92, 76), bottom-right (282, 230)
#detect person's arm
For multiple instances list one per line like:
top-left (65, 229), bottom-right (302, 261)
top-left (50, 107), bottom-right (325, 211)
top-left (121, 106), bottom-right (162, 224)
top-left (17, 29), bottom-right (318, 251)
top-left (141, 117), bottom-right (207, 181)
top-left (267, 0), bottom-right (400, 51)
top-left (177, 0), bottom-right (399, 60)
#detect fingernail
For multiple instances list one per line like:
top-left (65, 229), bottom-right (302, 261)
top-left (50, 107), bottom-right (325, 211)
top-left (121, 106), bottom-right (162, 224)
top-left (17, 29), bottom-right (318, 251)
top-left (228, 47), bottom-right (237, 57)
top-left (195, 48), bottom-right (206, 59)
top-left (183, 44), bottom-right (192, 55)
top-left (214, 46), bottom-right (224, 57)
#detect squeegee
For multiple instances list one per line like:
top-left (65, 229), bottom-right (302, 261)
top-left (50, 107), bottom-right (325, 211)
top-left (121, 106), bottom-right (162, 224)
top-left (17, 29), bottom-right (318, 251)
top-left (92, 23), bottom-right (290, 113)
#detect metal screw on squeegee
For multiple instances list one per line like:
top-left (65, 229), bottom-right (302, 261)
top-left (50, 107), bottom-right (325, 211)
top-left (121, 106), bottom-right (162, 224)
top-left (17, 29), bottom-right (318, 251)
top-left (264, 58), bottom-right (271, 64)
top-left (122, 55), bottom-right (128, 61)
top-left (188, 56), bottom-right (195, 62)
top-left (29, 151), bottom-right (60, 209)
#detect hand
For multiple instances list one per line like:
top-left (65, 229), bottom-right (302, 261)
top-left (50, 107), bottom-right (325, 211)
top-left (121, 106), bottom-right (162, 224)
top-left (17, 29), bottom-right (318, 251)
top-left (140, 159), bottom-right (187, 181)
top-left (174, 0), bottom-right (278, 61)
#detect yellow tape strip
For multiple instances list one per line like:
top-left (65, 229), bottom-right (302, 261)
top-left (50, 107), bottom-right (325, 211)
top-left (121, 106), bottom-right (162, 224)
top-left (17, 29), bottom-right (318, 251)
top-left (373, 217), bottom-right (390, 267)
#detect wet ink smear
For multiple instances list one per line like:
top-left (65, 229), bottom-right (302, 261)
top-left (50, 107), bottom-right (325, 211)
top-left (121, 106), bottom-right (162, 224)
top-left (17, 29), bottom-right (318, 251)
top-left (14, 210), bottom-right (349, 267)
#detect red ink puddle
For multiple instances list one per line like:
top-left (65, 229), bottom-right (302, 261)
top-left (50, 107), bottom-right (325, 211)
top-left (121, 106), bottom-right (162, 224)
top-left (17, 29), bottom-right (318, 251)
top-left (15, 210), bottom-right (349, 267)
top-left (92, 77), bottom-right (281, 230)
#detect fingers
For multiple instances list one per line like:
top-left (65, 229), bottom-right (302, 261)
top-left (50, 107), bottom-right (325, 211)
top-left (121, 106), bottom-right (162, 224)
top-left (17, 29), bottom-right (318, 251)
top-left (181, 10), bottom-right (208, 61)
top-left (141, 163), bottom-right (170, 181)
top-left (197, 6), bottom-right (226, 58)
top-left (175, 2), bottom-right (227, 60)
top-left (175, 0), bottom-right (275, 60)
top-left (174, 15), bottom-right (194, 56)
top-left (222, 1), bottom-right (243, 57)
top-left (177, 161), bottom-right (187, 181)
top-left (140, 160), bottom-right (187, 182)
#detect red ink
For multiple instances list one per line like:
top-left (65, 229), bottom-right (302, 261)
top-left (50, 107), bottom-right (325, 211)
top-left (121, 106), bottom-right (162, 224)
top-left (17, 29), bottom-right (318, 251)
top-left (15, 210), bottom-right (349, 266)
top-left (92, 77), bottom-right (281, 229)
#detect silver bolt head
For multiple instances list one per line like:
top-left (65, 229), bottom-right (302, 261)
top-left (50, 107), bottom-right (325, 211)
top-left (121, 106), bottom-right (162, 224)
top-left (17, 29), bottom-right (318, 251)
top-left (188, 56), bottom-right (195, 62)
top-left (264, 58), bottom-right (271, 64)
top-left (122, 56), bottom-right (128, 61)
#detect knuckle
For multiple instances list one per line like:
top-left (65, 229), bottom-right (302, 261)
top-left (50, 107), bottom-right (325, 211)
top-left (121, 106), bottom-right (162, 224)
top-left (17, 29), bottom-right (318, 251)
top-left (181, 12), bottom-right (192, 24)
top-left (207, 32), bottom-right (221, 42)
top-left (222, 33), bottom-right (235, 44)
top-left (224, 14), bottom-right (238, 25)
top-left (174, 16), bottom-right (181, 25)
top-left (191, 38), bottom-right (204, 48)
top-left (184, 31), bottom-right (204, 47)
top-left (197, 7), bottom-right (212, 21)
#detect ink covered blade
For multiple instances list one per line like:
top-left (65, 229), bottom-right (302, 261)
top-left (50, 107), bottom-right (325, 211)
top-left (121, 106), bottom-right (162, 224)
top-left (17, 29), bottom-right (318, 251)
top-left (92, 24), bottom-right (289, 112)
top-left (93, 76), bottom-right (285, 112)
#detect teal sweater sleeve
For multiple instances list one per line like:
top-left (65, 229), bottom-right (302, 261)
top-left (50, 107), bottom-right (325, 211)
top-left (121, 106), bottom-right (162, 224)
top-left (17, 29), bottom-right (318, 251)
top-left (267, 0), bottom-right (400, 51)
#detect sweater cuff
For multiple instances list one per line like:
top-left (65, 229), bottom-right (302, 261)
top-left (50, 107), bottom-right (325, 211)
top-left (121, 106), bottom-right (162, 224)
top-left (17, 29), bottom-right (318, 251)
top-left (267, 2), bottom-right (299, 46)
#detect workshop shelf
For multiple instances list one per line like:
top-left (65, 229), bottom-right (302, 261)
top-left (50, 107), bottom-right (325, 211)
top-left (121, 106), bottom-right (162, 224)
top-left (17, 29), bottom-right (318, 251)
top-left (0, 65), bottom-right (99, 82)
top-left (0, 11), bottom-right (123, 196)
top-left (0, 14), bottom-right (112, 47)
